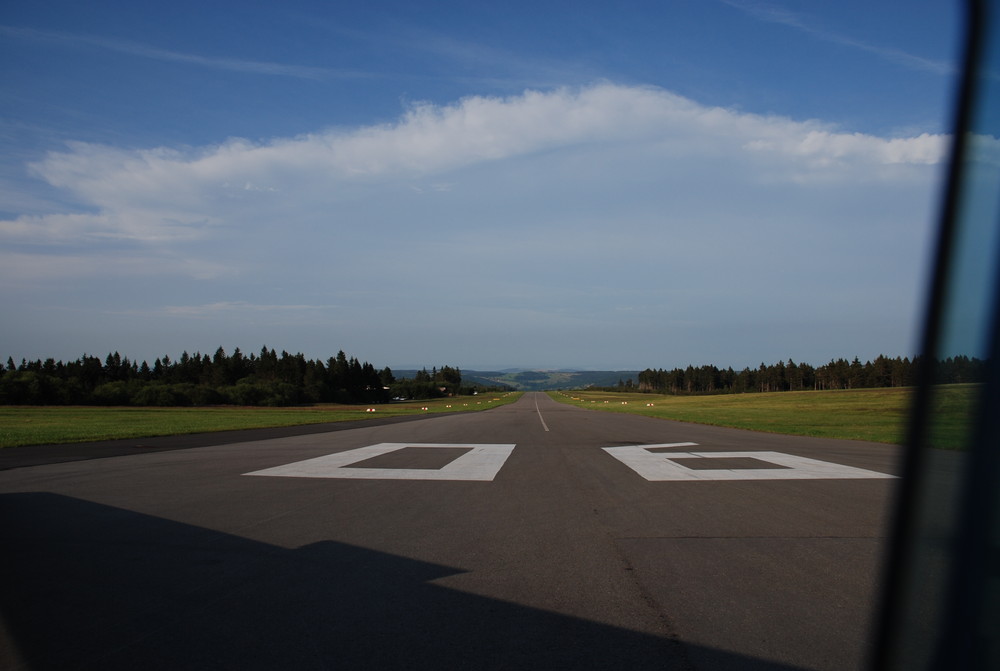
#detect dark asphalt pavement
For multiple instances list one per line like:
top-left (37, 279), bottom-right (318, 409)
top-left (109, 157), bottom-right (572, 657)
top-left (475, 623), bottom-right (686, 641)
top-left (0, 393), bottom-right (901, 670)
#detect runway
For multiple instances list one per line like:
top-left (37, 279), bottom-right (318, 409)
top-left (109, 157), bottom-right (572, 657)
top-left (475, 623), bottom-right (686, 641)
top-left (0, 392), bottom-right (901, 670)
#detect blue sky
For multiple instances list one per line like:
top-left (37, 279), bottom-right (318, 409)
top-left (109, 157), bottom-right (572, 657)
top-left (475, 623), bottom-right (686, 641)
top-left (1, 0), bottom-right (962, 370)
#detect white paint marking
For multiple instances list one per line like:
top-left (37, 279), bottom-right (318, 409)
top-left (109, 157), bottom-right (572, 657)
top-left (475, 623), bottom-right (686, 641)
top-left (534, 395), bottom-right (550, 432)
top-left (244, 443), bottom-right (516, 481)
top-left (603, 444), bottom-right (897, 481)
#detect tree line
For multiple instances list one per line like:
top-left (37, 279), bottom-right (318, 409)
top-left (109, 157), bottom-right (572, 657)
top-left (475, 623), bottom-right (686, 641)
top-left (630, 355), bottom-right (987, 395)
top-left (0, 347), bottom-right (498, 406)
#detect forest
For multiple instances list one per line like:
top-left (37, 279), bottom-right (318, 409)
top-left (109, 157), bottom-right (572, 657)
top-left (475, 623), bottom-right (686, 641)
top-left (0, 347), bottom-right (495, 406)
top-left (629, 355), bottom-right (987, 395)
top-left (1, 349), bottom-right (987, 406)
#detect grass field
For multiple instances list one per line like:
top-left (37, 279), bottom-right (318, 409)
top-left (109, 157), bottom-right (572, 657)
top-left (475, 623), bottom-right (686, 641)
top-left (549, 385), bottom-right (978, 449)
top-left (0, 392), bottom-right (522, 448)
top-left (1, 386), bottom-right (976, 450)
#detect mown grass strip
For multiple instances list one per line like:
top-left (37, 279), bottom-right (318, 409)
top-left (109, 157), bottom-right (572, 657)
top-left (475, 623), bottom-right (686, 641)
top-left (548, 386), bottom-right (976, 449)
top-left (0, 392), bottom-right (522, 448)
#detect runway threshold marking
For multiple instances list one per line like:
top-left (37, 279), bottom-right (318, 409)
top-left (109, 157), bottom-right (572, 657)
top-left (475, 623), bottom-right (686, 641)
top-left (603, 444), bottom-right (897, 481)
top-left (244, 443), bottom-right (516, 481)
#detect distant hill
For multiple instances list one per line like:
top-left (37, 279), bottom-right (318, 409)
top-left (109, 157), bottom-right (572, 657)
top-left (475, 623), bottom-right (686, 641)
top-left (395, 369), bottom-right (639, 391)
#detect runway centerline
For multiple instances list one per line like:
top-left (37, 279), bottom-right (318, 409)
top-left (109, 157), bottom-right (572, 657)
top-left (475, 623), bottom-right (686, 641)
top-left (534, 395), bottom-right (550, 432)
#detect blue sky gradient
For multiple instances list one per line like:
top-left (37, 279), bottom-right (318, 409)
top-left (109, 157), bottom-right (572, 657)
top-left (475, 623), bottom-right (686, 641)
top-left (0, 1), bottom-right (962, 370)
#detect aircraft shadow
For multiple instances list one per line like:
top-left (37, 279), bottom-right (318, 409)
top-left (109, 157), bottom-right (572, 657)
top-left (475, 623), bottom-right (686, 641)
top-left (1, 492), bottom-right (806, 670)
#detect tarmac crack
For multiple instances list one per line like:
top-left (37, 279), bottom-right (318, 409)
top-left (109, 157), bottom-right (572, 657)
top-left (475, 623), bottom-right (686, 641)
top-left (608, 535), bottom-right (697, 671)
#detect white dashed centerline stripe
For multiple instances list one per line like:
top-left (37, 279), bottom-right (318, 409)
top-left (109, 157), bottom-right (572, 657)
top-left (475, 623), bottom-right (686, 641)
top-left (535, 395), bottom-right (550, 432)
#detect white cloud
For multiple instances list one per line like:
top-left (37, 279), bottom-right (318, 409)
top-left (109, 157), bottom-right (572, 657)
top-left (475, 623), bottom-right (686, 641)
top-left (745, 130), bottom-right (947, 164)
top-left (0, 83), bottom-right (948, 366)
top-left (1, 83), bottom-right (948, 254)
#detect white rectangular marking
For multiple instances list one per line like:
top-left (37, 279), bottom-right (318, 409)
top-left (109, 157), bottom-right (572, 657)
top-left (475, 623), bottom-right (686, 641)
top-left (603, 445), bottom-right (897, 481)
top-left (244, 443), bottom-right (516, 481)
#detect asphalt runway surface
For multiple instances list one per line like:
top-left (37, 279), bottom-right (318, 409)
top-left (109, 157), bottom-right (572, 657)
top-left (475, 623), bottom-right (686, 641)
top-left (0, 393), bottom-right (901, 670)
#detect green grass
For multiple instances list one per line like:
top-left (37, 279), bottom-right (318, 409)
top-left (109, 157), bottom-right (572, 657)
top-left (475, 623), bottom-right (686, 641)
top-left (549, 386), bottom-right (978, 449)
top-left (0, 392), bottom-right (523, 448)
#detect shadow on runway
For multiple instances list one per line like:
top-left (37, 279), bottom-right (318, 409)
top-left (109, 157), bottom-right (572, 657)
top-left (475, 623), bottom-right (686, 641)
top-left (0, 493), bottom-right (806, 670)
top-left (0, 415), bottom-right (434, 471)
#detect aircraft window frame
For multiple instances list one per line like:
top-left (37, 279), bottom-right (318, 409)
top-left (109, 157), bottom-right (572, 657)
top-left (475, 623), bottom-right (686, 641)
top-left (871, 1), bottom-right (1000, 668)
